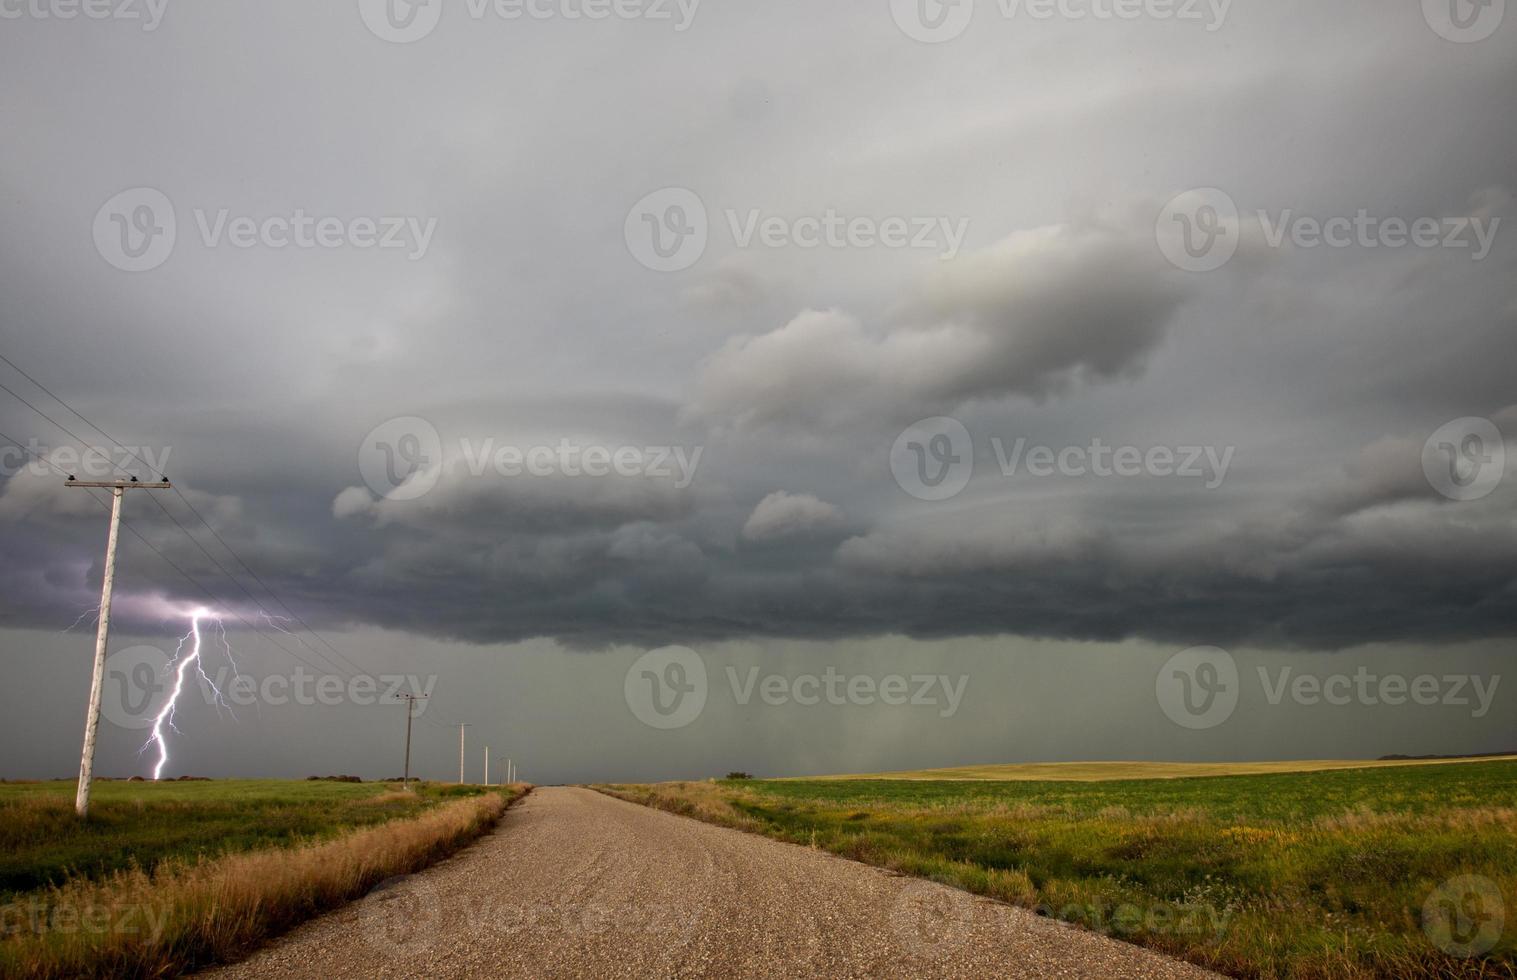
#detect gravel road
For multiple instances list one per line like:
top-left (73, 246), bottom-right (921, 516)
top-left (205, 786), bottom-right (1221, 979)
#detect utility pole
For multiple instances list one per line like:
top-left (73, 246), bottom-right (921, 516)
top-left (394, 693), bottom-right (428, 785)
top-left (457, 724), bottom-right (470, 783)
top-left (484, 746), bottom-right (490, 786)
top-left (66, 475), bottom-right (171, 819)
top-left (507, 759), bottom-right (514, 784)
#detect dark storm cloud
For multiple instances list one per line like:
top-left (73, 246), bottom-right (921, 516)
top-left (1, 0), bottom-right (1515, 658)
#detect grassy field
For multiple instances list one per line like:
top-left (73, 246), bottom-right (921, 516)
top-left (0, 779), bottom-right (495, 901)
top-left (0, 779), bottom-right (530, 979)
top-left (796, 756), bottom-right (1517, 782)
top-left (598, 759), bottom-right (1517, 979)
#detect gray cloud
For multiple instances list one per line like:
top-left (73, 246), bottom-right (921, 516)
top-left (0, 0), bottom-right (1513, 663)
top-left (741, 491), bottom-right (844, 541)
top-left (688, 221), bottom-right (1190, 429)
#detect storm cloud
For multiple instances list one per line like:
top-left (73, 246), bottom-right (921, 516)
top-left (1, 0), bottom-right (1515, 661)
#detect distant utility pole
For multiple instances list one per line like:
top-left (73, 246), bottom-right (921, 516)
top-left (457, 724), bottom-right (470, 783)
top-left (507, 759), bottom-right (514, 784)
top-left (484, 746), bottom-right (490, 786)
top-left (394, 693), bottom-right (428, 785)
top-left (66, 475), bottom-right (171, 819)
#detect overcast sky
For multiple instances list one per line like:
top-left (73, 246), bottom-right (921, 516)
top-left (0, 1), bottom-right (1513, 782)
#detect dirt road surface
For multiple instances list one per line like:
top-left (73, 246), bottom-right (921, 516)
top-left (205, 786), bottom-right (1221, 979)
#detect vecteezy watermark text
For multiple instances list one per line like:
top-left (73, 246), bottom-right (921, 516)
top-left (93, 187), bottom-right (438, 272)
top-left (358, 417), bottom-right (705, 500)
top-left (0, 439), bottom-right (170, 479)
top-left (0, 0), bottom-right (168, 30)
top-left (457, 438), bottom-right (702, 487)
top-left (358, 0), bottom-right (701, 44)
top-left (1157, 646), bottom-right (1502, 730)
top-left (101, 644), bottom-right (439, 730)
top-left (890, 417), bottom-right (1235, 502)
top-left (890, 0), bottom-right (1231, 44)
top-left (991, 437), bottom-right (1233, 488)
top-left (623, 646), bottom-right (970, 730)
top-left (0, 898), bottom-right (171, 942)
top-left (727, 666), bottom-right (968, 718)
top-left (624, 187), bottom-right (970, 272)
top-left (1156, 188), bottom-right (1503, 272)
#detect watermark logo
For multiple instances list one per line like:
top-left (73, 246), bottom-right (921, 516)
top-left (360, 875), bottom-right (443, 954)
top-left (1159, 188), bottom-right (1503, 271)
top-left (726, 666), bottom-right (968, 718)
top-left (100, 645), bottom-right (171, 731)
top-left (891, 417), bottom-right (974, 501)
top-left (359, 0), bottom-right (700, 43)
top-left (354, 422), bottom-right (705, 503)
top-left (93, 190), bottom-right (438, 271)
top-left (624, 646), bottom-right (707, 729)
top-left (991, 437), bottom-right (1233, 488)
top-left (1034, 899), bottom-right (1232, 940)
top-left (1259, 667), bottom-right (1499, 718)
top-left (1156, 646), bottom-right (1239, 730)
top-left (891, 0), bottom-right (1230, 43)
top-left (358, 0), bottom-right (442, 43)
top-left (891, 0), bottom-right (976, 44)
top-left (0, 440), bottom-right (171, 479)
top-left (359, 417), bottom-right (444, 501)
top-left (93, 188), bottom-right (176, 273)
top-left (490, 902), bottom-right (700, 938)
top-left (0, 897), bottom-right (171, 943)
top-left (1156, 188), bottom-right (1239, 273)
top-left (1423, 417), bottom-right (1505, 502)
top-left (0, 0), bottom-right (168, 31)
top-left (1254, 210), bottom-right (1500, 261)
top-left (890, 879), bottom-right (976, 961)
top-left (624, 187), bottom-right (709, 273)
top-left (1423, 0), bottom-right (1505, 42)
top-left (890, 419), bottom-right (1235, 501)
top-left (202, 667), bottom-right (439, 713)
top-left (1423, 875), bottom-right (1505, 957)
top-left (624, 188), bottom-right (970, 271)
top-left (1161, 651), bottom-right (1500, 729)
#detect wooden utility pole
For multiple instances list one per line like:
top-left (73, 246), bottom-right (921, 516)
top-left (395, 693), bottom-right (428, 785)
top-left (457, 724), bottom-right (470, 783)
top-left (66, 476), bottom-right (171, 818)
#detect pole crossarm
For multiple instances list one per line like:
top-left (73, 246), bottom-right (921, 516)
top-left (66, 480), bottom-right (172, 489)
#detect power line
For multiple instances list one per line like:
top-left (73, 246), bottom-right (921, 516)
top-left (0, 352), bottom-right (366, 666)
top-left (0, 355), bottom-right (463, 736)
top-left (0, 409), bottom-right (459, 733)
top-left (0, 429), bottom-right (384, 693)
top-left (0, 353), bottom-right (375, 683)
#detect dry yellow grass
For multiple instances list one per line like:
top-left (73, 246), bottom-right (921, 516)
top-left (793, 756), bottom-right (1517, 782)
top-left (1, 785), bottom-right (530, 980)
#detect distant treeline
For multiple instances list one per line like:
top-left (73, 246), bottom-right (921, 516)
top-left (1378, 751), bottom-right (1516, 760)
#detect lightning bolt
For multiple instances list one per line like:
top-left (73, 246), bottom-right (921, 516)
top-left (62, 604), bottom-right (101, 633)
top-left (140, 608), bottom-right (241, 780)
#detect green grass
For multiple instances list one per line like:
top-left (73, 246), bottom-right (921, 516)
top-left (598, 759), bottom-right (1517, 979)
top-left (0, 779), bottom-right (493, 902)
top-left (0, 780), bottom-right (528, 979)
top-left (797, 756), bottom-right (1517, 782)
